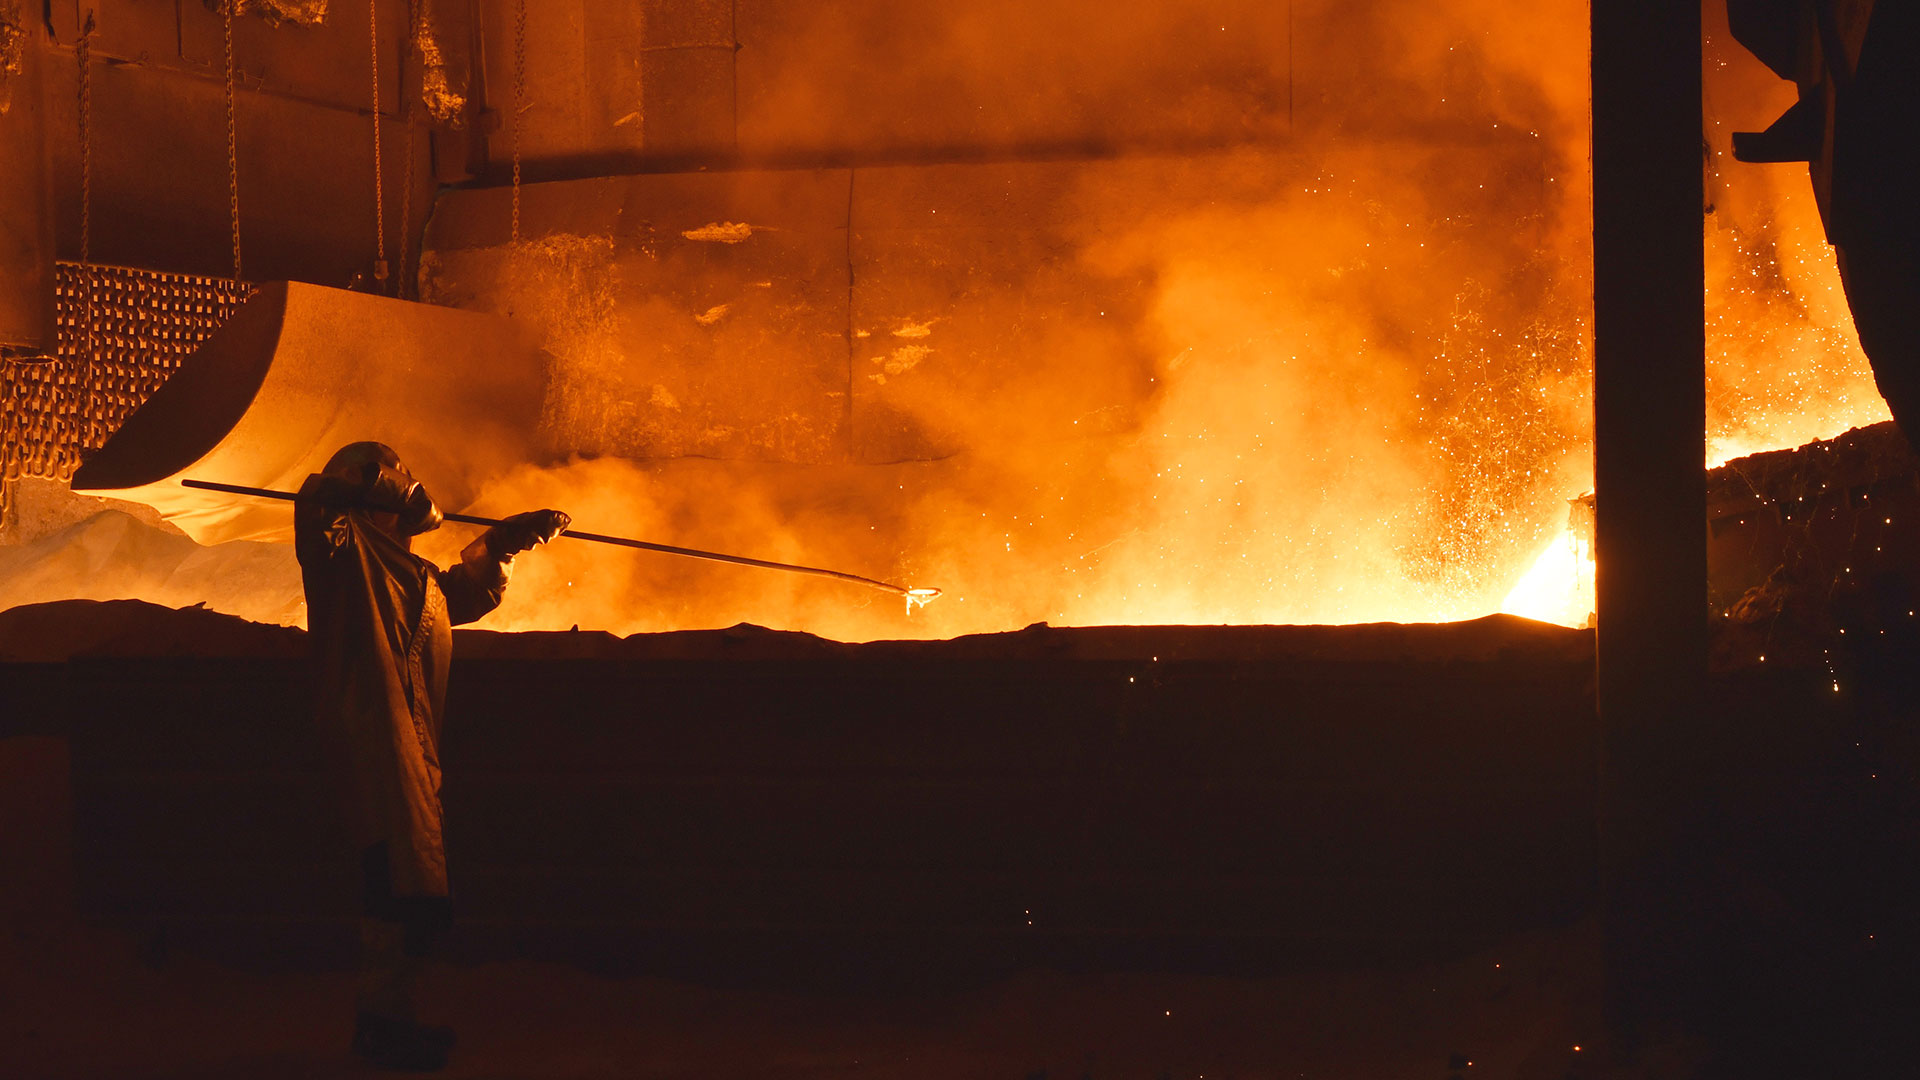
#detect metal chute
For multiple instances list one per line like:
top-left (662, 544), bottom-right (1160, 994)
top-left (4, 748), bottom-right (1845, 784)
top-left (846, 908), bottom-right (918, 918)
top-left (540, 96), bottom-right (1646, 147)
top-left (71, 282), bottom-right (545, 545)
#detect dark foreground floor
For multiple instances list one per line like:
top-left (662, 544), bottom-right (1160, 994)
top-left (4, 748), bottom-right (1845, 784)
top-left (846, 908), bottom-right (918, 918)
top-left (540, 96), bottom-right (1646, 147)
top-left (6, 602), bottom-right (1918, 1077)
top-left (4, 912), bottom-right (1599, 1080)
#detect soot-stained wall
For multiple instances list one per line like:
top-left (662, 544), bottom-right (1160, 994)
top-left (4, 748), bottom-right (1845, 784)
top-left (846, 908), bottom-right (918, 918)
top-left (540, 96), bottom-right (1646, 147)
top-left (31, 0), bottom-right (436, 285)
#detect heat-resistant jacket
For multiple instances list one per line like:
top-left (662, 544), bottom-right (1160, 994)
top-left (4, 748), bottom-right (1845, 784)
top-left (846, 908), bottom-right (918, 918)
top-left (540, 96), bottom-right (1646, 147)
top-left (295, 473), bottom-right (508, 900)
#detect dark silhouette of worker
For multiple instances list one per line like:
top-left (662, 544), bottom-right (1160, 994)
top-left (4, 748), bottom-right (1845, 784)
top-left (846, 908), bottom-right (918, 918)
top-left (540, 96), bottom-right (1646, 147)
top-left (295, 441), bottom-right (567, 1071)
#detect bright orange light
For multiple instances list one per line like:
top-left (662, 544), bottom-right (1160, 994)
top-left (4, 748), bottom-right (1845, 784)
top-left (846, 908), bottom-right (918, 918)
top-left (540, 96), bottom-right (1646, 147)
top-left (1500, 527), bottom-right (1594, 628)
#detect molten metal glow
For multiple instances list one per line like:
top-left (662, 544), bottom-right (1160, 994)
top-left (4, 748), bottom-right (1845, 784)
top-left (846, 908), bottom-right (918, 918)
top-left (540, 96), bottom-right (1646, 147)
top-left (395, 7), bottom-right (1886, 642)
top-left (1500, 529), bottom-right (1594, 629)
top-left (6, 2), bottom-right (1894, 642)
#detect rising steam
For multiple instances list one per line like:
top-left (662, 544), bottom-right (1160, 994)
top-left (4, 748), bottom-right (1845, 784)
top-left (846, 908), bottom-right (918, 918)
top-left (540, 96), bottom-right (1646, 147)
top-left (416, 0), bottom-right (1603, 639)
top-left (11, 1), bottom-right (1886, 640)
top-left (412, 0), bottom-right (1883, 640)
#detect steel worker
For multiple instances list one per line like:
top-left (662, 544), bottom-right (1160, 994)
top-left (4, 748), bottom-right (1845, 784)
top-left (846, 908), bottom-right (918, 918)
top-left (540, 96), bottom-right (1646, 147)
top-left (295, 441), bottom-right (566, 1072)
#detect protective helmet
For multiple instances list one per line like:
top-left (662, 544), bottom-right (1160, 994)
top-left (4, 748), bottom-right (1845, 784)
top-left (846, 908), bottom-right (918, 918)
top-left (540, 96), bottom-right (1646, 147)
top-left (322, 440), bottom-right (405, 481)
top-left (322, 441), bottom-right (443, 536)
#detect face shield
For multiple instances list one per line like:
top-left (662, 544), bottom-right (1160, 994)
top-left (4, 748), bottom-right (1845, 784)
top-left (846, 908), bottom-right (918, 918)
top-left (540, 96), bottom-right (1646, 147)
top-left (323, 442), bottom-right (444, 536)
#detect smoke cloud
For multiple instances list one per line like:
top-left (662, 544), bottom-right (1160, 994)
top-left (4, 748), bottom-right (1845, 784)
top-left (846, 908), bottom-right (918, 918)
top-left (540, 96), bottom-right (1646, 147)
top-left (15, 1), bottom-right (1881, 641)
top-left (412, 0), bottom-right (1608, 639)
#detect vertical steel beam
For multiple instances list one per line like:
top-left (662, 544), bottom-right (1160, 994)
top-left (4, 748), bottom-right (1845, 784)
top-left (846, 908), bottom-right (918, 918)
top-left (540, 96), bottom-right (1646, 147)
top-left (0, 20), bottom-right (56, 359)
top-left (1591, 0), bottom-right (1708, 1056)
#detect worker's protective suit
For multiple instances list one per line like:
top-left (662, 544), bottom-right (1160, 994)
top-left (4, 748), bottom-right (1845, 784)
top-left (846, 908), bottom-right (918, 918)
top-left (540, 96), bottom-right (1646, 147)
top-left (295, 441), bottom-right (565, 1067)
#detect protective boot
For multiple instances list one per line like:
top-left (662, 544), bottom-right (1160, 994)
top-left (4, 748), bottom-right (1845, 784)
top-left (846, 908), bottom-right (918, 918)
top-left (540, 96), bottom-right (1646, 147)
top-left (352, 918), bottom-right (454, 1071)
top-left (351, 1011), bottom-right (454, 1072)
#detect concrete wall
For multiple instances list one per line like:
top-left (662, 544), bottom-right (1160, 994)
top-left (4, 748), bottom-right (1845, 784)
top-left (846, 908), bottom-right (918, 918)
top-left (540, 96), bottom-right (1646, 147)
top-left (0, 12), bottom-right (56, 356)
top-left (421, 155), bottom-right (1228, 464)
top-left (459, 1), bottom-right (1591, 173)
top-left (421, 131), bottom-right (1564, 473)
top-left (469, 0), bottom-right (1301, 176)
top-left (34, 0), bottom-right (437, 285)
top-left (472, 0), bottom-right (734, 168)
top-left (10, 0), bottom-right (1310, 309)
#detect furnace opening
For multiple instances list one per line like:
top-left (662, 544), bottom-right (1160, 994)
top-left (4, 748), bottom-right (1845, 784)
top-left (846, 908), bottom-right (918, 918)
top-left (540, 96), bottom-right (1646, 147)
top-left (0, 0), bottom-right (1888, 642)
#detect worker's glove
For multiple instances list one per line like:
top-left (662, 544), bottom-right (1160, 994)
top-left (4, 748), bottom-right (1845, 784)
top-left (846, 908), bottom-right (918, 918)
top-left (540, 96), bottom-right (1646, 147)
top-left (485, 509), bottom-right (570, 558)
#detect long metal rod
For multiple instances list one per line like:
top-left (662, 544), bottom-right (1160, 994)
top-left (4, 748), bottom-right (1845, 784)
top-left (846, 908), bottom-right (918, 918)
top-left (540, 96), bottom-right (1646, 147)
top-left (181, 478), bottom-right (933, 598)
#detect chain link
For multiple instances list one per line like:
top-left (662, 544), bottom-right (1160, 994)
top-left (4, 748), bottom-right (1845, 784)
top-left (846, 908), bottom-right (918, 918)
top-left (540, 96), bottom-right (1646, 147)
top-left (397, 0), bottom-right (419, 297)
top-left (77, 15), bottom-right (91, 273)
top-left (369, 0), bottom-right (388, 286)
top-left (76, 10), bottom-right (95, 449)
top-left (224, 0), bottom-right (242, 281)
top-left (511, 0), bottom-right (525, 247)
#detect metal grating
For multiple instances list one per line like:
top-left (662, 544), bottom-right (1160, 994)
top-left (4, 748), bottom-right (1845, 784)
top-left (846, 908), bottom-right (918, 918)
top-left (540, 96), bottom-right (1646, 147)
top-left (0, 263), bottom-right (252, 514)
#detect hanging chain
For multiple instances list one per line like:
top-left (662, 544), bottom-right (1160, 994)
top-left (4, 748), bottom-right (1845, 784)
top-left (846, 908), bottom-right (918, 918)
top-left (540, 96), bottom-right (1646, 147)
top-left (224, 0), bottom-right (242, 281)
top-left (77, 14), bottom-right (92, 274)
top-left (369, 0), bottom-right (388, 287)
top-left (510, 0), bottom-right (525, 247)
top-left (396, 0), bottom-right (419, 297)
top-left (77, 10), bottom-right (95, 448)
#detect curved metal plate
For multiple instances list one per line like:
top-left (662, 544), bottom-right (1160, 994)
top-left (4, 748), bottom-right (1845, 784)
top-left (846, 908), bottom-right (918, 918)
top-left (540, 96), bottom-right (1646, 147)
top-left (72, 282), bottom-right (545, 545)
